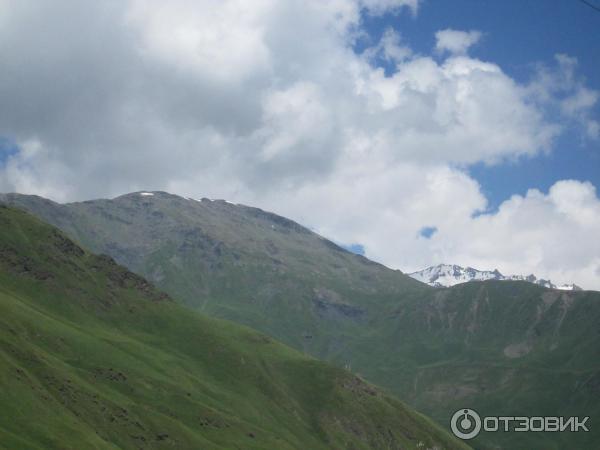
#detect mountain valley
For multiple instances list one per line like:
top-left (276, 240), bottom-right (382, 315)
top-left (2, 191), bottom-right (599, 449)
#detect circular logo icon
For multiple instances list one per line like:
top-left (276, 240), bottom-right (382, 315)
top-left (450, 408), bottom-right (482, 440)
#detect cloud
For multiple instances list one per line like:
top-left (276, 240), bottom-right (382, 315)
top-left (250, 172), bottom-right (600, 289)
top-left (527, 54), bottom-right (600, 139)
top-left (429, 180), bottom-right (600, 289)
top-left (435, 29), bottom-right (482, 55)
top-left (363, 28), bottom-right (412, 64)
top-left (0, 1), bottom-right (598, 288)
top-left (353, 55), bottom-right (557, 164)
top-left (360, 0), bottom-right (420, 16)
top-left (126, 0), bottom-right (273, 83)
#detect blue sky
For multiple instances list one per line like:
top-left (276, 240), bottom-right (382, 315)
top-left (359, 0), bottom-right (600, 210)
top-left (0, 137), bottom-right (18, 166)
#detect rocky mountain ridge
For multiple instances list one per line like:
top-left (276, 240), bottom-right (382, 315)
top-left (408, 263), bottom-right (583, 290)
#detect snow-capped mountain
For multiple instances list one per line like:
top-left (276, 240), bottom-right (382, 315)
top-left (408, 264), bottom-right (582, 290)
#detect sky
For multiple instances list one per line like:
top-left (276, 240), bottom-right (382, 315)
top-left (0, 0), bottom-right (599, 289)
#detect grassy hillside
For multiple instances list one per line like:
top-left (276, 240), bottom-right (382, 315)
top-left (0, 204), bottom-right (468, 450)
top-left (3, 191), bottom-right (600, 449)
top-left (0, 192), bottom-right (428, 357)
top-left (346, 281), bottom-right (600, 449)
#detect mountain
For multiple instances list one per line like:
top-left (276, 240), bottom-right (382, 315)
top-left (0, 191), bottom-right (428, 355)
top-left (3, 191), bottom-right (600, 449)
top-left (409, 264), bottom-right (583, 290)
top-left (354, 280), bottom-right (600, 450)
top-left (0, 204), bottom-right (468, 450)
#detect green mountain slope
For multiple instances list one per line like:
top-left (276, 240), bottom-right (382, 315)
top-left (347, 280), bottom-right (600, 449)
top-left (0, 192), bottom-right (428, 357)
top-left (0, 205), bottom-right (469, 450)
top-left (3, 191), bottom-right (600, 449)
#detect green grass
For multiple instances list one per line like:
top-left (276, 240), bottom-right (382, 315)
top-left (3, 192), bottom-right (600, 449)
top-left (0, 205), bottom-right (468, 450)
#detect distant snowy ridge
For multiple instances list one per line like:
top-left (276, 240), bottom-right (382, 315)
top-left (408, 264), bottom-right (582, 290)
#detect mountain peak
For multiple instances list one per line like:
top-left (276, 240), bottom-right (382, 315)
top-left (409, 263), bottom-right (583, 290)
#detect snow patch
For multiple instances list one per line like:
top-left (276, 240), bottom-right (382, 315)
top-left (556, 284), bottom-right (581, 291)
top-left (139, 192), bottom-right (154, 196)
top-left (409, 264), bottom-right (583, 290)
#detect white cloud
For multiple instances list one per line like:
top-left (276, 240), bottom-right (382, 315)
top-left (363, 28), bottom-right (412, 64)
top-left (527, 54), bottom-right (600, 139)
top-left (435, 29), bottom-right (482, 55)
top-left (261, 84), bottom-right (329, 153)
top-left (126, 0), bottom-right (274, 83)
top-left (250, 175), bottom-right (600, 290)
top-left (0, 1), bottom-right (598, 289)
top-left (361, 0), bottom-right (420, 16)
top-left (427, 180), bottom-right (600, 289)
